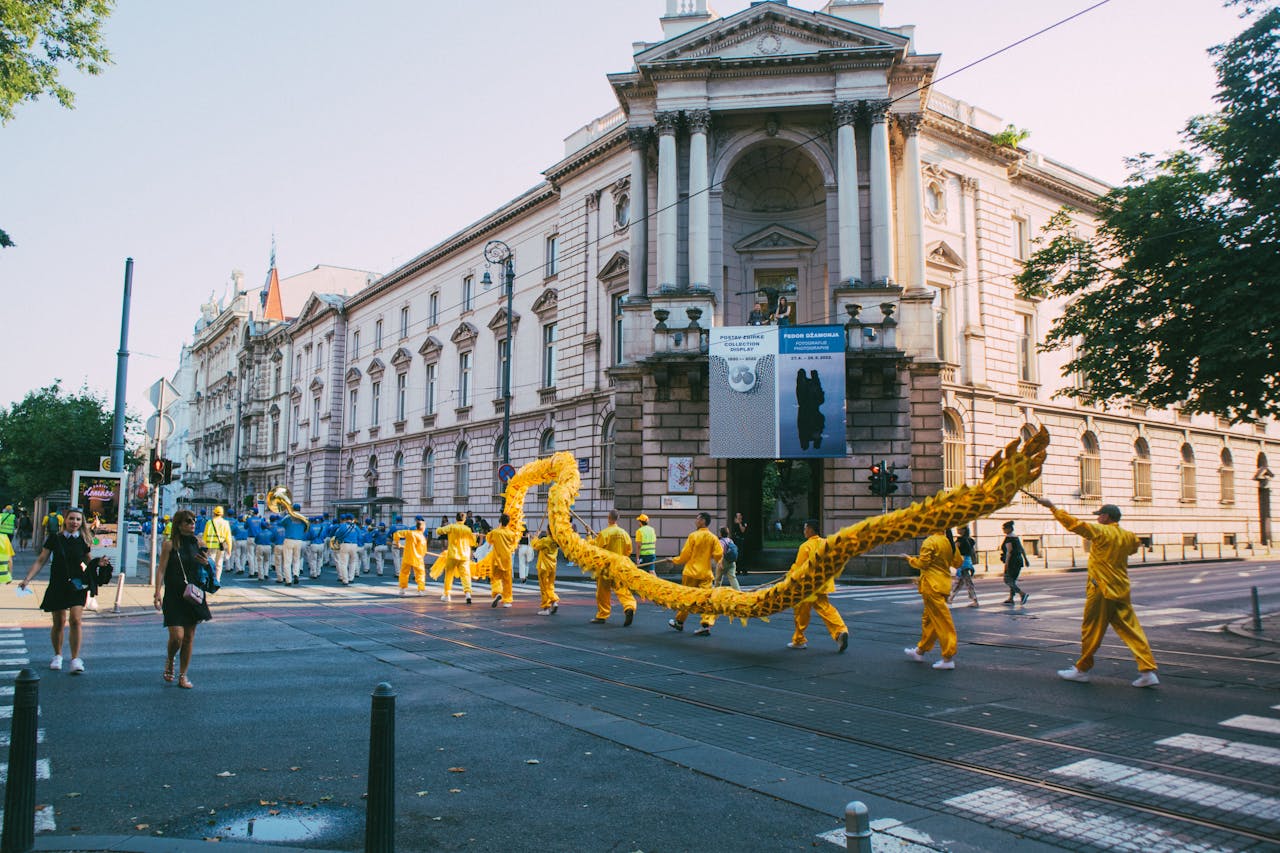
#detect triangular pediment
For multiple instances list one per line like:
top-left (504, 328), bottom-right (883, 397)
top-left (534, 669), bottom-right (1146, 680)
top-left (925, 240), bottom-right (965, 272)
top-left (636, 4), bottom-right (907, 68)
top-left (308, 376), bottom-right (324, 392)
top-left (389, 347), bottom-right (413, 369)
top-left (366, 357), bottom-right (386, 377)
top-left (451, 322), bottom-right (479, 346)
top-left (345, 367), bottom-right (362, 385)
top-left (598, 251), bottom-right (629, 281)
top-left (418, 336), bottom-right (443, 358)
top-left (531, 288), bottom-right (558, 319)
top-left (733, 224), bottom-right (818, 253)
top-left (486, 306), bottom-right (521, 334)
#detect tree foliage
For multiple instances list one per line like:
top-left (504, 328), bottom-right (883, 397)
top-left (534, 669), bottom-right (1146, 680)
top-left (1015, 3), bottom-right (1280, 422)
top-left (0, 0), bottom-right (114, 124)
top-left (0, 381), bottom-right (119, 502)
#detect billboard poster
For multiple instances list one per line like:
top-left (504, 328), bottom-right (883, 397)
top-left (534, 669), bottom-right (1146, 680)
top-left (710, 325), bottom-right (846, 459)
top-left (70, 470), bottom-right (127, 570)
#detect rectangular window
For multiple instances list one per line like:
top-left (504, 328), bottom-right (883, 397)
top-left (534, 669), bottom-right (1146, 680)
top-left (497, 338), bottom-right (510, 397)
top-left (351, 330), bottom-right (360, 360)
top-left (291, 404), bottom-right (300, 443)
top-left (311, 396), bottom-right (320, 436)
top-left (612, 293), bottom-right (626, 365)
top-left (371, 380), bottom-right (381, 424)
top-left (459, 352), bottom-right (472, 407)
top-left (425, 362), bottom-right (437, 415)
top-left (375, 320), bottom-right (383, 350)
top-left (463, 276), bottom-right (474, 312)
top-left (273, 366), bottom-right (281, 396)
top-left (542, 322), bottom-right (558, 388)
top-left (429, 292), bottom-right (439, 326)
top-left (270, 416), bottom-right (279, 455)
top-left (1133, 459), bottom-right (1152, 501)
top-left (545, 234), bottom-right (559, 277)
top-left (1079, 455), bottom-right (1102, 499)
top-left (1017, 314), bottom-right (1035, 383)
top-left (400, 306), bottom-right (409, 339)
top-left (348, 389), bottom-right (359, 432)
top-left (295, 354), bottom-right (302, 378)
top-left (316, 343), bottom-right (324, 371)
top-left (1014, 216), bottom-right (1030, 261)
top-left (396, 373), bottom-right (407, 421)
top-left (1220, 466), bottom-right (1235, 505)
top-left (934, 286), bottom-right (951, 362)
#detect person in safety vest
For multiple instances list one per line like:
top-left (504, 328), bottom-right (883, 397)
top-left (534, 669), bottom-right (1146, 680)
top-left (0, 505), bottom-right (16, 538)
top-left (202, 506), bottom-right (233, 584)
top-left (632, 513), bottom-right (657, 576)
top-left (0, 531), bottom-right (13, 584)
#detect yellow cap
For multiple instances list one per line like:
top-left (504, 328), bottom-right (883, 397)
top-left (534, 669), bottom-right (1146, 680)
top-left (213, 506), bottom-right (224, 516)
top-left (636, 513), bottom-right (649, 523)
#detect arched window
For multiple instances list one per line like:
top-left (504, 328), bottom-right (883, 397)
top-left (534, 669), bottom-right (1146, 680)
top-left (421, 448), bottom-right (435, 500)
top-left (346, 458), bottom-right (356, 500)
top-left (942, 410), bottom-right (965, 489)
top-left (1133, 438), bottom-right (1151, 501)
top-left (1180, 443), bottom-right (1197, 503)
top-left (1219, 448), bottom-right (1234, 505)
top-left (304, 462), bottom-right (313, 504)
top-left (1079, 432), bottom-right (1101, 499)
top-left (493, 436), bottom-right (508, 496)
top-left (600, 415), bottom-right (616, 495)
top-left (455, 443), bottom-right (470, 500)
top-left (1020, 425), bottom-right (1042, 498)
top-left (393, 451), bottom-right (404, 500)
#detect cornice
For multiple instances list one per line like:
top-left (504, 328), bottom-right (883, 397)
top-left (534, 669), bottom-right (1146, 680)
top-left (1008, 163), bottom-right (1103, 211)
top-left (543, 125), bottom-right (629, 185)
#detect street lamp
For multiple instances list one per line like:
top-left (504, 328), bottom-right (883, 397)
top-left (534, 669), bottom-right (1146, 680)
top-left (481, 239), bottom-right (514, 467)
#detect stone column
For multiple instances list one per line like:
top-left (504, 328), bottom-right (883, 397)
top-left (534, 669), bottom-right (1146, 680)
top-left (655, 111), bottom-right (680, 292)
top-left (898, 112), bottom-right (927, 294)
top-left (959, 176), bottom-right (987, 386)
top-left (686, 109), bottom-right (711, 292)
top-left (867, 99), bottom-right (894, 285)
top-left (833, 101), bottom-right (862, 286)
top-left (627, 127), bottom-right (651, 301)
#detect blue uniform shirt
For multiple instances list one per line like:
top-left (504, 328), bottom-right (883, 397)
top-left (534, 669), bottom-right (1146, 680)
top-left (253, 523), bottom-right (275, 546)
top-left (281, 516), bottom-right (308, 541)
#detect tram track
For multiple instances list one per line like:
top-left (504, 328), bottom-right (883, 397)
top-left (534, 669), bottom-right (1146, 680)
top-left (245, 585), bottom-right (1280, 848)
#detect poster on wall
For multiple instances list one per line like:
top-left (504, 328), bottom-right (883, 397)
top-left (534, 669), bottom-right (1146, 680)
top-left (709, 325), bottom-right (846, 459)
top-left (70, 470), bottom-right (128, 572)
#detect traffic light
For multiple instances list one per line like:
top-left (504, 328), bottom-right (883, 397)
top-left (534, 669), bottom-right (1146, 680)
top-left (162, 459), bottom-right (180, 485)
top-left (866, 462), bottom-right (887, 497)
top-left (148, 450), bottom-right (165, 485)
top-left (886, 465), bottom-right (900, 494)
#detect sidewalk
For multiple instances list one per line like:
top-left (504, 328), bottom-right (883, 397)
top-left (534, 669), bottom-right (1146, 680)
top-left (1225, 610), bottom-right (1280, 645)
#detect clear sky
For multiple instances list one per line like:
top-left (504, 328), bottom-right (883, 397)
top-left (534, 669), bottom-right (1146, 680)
top-left (0, 0), bottom-right (1244, 416)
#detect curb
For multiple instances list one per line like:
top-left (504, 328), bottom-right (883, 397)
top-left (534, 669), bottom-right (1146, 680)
top-left (1224, 611), bottom-right (1280, 646)
top-left (34, 835), bottom-right (346, 853)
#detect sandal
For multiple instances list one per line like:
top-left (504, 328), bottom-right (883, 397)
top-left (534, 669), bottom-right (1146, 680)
top-left (163, 658), bottom-right (175, 683)
top-left (178, 674), bottom-right (194, 689)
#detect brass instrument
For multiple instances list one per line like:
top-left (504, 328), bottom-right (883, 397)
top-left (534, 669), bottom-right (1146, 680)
top-left (266, 485), bottom-right (310, 534)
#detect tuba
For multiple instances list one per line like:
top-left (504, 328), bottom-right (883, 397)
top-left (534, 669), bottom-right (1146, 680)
top-left (266, 485), bottom-right (310, 534)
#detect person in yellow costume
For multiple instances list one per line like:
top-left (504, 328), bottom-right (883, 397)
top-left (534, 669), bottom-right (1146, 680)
top-left (786, 519), bottom-right (849, 653)
top-left (0, 532), bottom-right (13, 584)
top-left (486, 513), bottom-right (520, 608)
top-left (202, 506), bottom-right (233, 584)
top-left (902, 527), bottom-right (962, 670)
top-left (393, 516), bottom-right (431, 596)
top-left (532, 529), bottom-right (559, 615)
top-left (590, 509), bottom-right (636, 626)
top-left (665, 511), bottom-right (723, 636)
top-left (1032, 498), bottom-right (1159, 688)
top-left (430, 512), bottom-right (476, 604)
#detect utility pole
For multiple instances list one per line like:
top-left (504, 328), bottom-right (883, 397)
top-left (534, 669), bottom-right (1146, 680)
top-left (110, 258), bottom-right (134, 612)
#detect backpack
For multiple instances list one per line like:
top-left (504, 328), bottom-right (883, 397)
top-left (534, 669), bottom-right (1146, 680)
top-left (722, 538), bottom-right (739, 562)
top-left (44, 513), bottom-right (62, 536)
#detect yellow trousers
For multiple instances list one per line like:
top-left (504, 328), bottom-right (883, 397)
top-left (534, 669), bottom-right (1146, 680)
top-left (490, 564), bottom-right (512, 604)
top-left (538, 567), bottom-right (559, 608)
top-left (594, 576), bottom-right (636, 619)
top-left (675, 572), bottom-right (716, 627)
top-left (916, 588), bottom-right (957, 659)
top-left (1076, 585), bottom-right (1157, 672)
top-left (441, 557), bottom-right (472, 595)
top-left (791, 594), bottom-right (847, 645)
top-left (398, 562), bottom-right (425, 591)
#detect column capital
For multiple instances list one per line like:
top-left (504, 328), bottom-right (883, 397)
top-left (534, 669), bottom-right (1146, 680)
top-left (959, 175), bottom-right (979, 195)
top-left (864, 99), bottom-right (893, 123)
top-left (655, 111), bottom-right (680, 136)
top-left (685, 108), bottom-right (711, 134)
top-left (833, 100), bottom-right (860, 127)
top-left (626, 126), bottom-right (653, 150)
top-left (896, 112), bottom-right (925, 136)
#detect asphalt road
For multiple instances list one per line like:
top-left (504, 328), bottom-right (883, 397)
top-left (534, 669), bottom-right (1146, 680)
top-left (2, 558), bottom-right (1278, 852)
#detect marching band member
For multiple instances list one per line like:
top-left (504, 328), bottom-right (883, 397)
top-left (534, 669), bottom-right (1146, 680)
top-left (332, 514), bottom-right (363, 585)
top-left (252, 516), bottom-right (275, 581)
top-left (371, 522), bottom-right (390, 576)
top-left (306, 517), bottom-right (327, 578)
top-left (279, 504), bottom-right (308, 586)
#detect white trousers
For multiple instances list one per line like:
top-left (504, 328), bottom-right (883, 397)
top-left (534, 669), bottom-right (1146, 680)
top-left (336, 543), bottom-right (361, 583)
top-left (372, 545), bottom-right (389, 575)
top-left (281, 539), bottom-right (304, 583)
top-left (253, 544), bottom-right (272, 578)
top-left (306, 543), bottom-right (326, 577)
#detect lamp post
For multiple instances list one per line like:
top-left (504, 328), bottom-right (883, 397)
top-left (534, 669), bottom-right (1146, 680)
top-left (482, 240), bottom-right (514, 467)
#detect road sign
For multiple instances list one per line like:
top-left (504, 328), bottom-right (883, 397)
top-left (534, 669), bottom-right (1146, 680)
top-left (146, 413), bottom-right (175, 441)
top-left (99, 456), bottom-right (112, 472)
top-left (498, 464), bottom-right (517, 484)
top-left (147, 378), bottom-right (182, 410)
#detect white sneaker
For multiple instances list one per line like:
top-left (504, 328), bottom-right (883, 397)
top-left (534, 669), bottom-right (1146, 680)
top-left (537, 608), bottom-right (552, 616)
top-left (399, 589), bottom-right (407, 597)
top-left (502, 603), bottom-right (512, 608)
top-left (418, 589), bottom-right (428, 597)
top-left (1132, 671), bottom-right (1160, 688)
top-left (1057, 667), bottom-right (1091, 683)
top-left (786, 641), bottom-right (808, 649)
top-left (904, 647), bottom-right (926, 662)
top-left (69, 658), bottom-right (85, 675)
top-left (440, 594), bottom-right (448, 601)
top-left (49, 655), bottom-right (62, 671)
top-left (932, 658), bottom-right (955, 670)
top-left (85, 597), bottom-right (99, 611)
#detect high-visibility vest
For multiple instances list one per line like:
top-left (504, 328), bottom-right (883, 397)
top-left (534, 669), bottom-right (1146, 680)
top-left (0, 534), bottom-right (12, 582)
top-left (635, 525), bottom-right (656, 556)
top-left (0, 512), bottom-right (14, 536)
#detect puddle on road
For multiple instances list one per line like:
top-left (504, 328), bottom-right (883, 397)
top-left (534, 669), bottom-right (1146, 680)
top-left (203, 804), bottom-right (357, 843)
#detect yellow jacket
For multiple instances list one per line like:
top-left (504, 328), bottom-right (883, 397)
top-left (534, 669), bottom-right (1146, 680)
top-left (1052, 508), bottom-right (1139, 599)
top-left (672, 527), bottom-right (723, 582)
top-left (435, 522), bottom-right (477, 561)
top-left (791, 534), bottom-right (835, 594)
top-left (203, 517), bottom-right (232, 549)
top-left (486, 525), bottom-right (521, 569)
top-left (532, 535), bottom-right (558, 575)
top-left (908, 533), bottom-right (961, 596)
top-left (593, 524), bottom-right (632, 557)
top-left (395, 528), bottom-right (430, 568)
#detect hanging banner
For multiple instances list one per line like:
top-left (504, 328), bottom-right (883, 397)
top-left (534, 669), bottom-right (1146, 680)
top-left (710, 325), bottom-right (846, 458)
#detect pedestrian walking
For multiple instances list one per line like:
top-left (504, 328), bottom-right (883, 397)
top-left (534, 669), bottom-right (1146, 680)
top-left (786, 519), bottom-right (849, 652)
top-left (632, 513), bottom-right (658, 575)
top-left (17, 511), bottom-right (33, 552)
top-left (999, 520), bottom-right (1029, 605)
top-left (17, 507), bottom-right (111, 676)
top-left (666, 511), bottom-right (722, 636)
top-left (153, 509), bottom-right (213, 689)
top-left (714, 526), bottom-right (741, 591)
top-left (202, 506), bottom-right (234, 584)
top-left (532, 529), bottom-right (560, 615)
top-left (901, 527), bottom-right (962, 670)
top-left (591, 510), bottom-right (637, 625)
top-left (393, 516), bottom-right (430, 595)
top-left (731, 511), bottom-right (749, 575)
top-left (947, 526), bottom-right (979, 607)
top-left (486, 513), bottom-right (520, 608)
top-left (1031, 498), bottom-right (1159, 688)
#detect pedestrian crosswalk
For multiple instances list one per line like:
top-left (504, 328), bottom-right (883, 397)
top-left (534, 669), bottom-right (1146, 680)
top-left (0, 627), bottom-right (55, 834)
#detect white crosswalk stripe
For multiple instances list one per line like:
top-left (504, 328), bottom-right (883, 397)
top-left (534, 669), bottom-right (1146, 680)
top-left (1156, 733), bottom-right (1280, 767)
top-left (0, 758), bottom-right (51, 782)
top-left (1220, 714), bottom-right (1280, 736)
top-left (0, 632), bottom-right (55, 834)
top-left (1051, 758), bottom-right (1280, 821)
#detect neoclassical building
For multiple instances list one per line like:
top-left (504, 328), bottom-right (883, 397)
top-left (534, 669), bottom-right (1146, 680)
top-left (196, 0), bottom-right (1273, 563)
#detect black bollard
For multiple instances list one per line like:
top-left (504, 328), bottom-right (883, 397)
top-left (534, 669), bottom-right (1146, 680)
top-left (364, 682), bottom-right (396, 853)
top-left (2, 669), bottom-right (39, 853)
top-left (1252, 586), bottom-right (1263, 633)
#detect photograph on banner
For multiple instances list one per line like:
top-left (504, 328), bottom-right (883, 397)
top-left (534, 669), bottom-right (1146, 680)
top-left (776, 326), bottom-right (846, 458)
top-left (709, 325), bottom-right (778, 458)
top-left (71, 470), bottom-right (127, 568)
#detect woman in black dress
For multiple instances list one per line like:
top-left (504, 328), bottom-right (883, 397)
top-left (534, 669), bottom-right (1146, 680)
top-left (152, 510), bottom-right (212, 689)
top-left (17, 507), bottom-right (107, 675)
